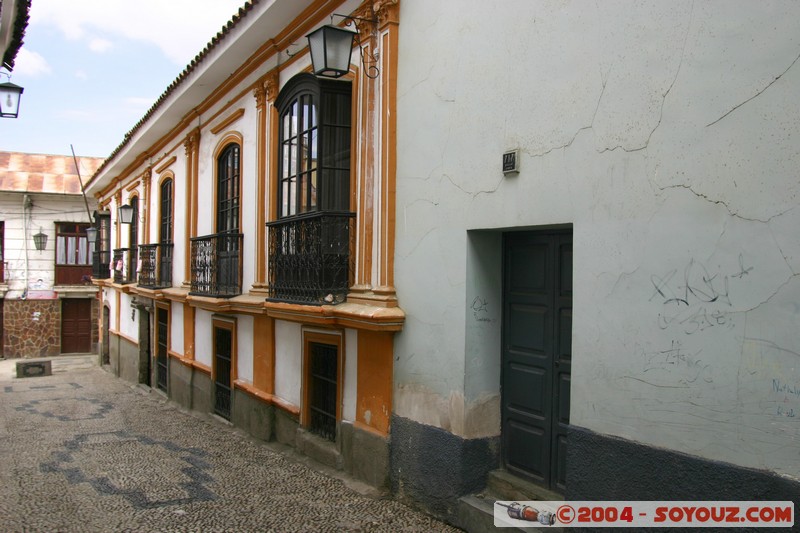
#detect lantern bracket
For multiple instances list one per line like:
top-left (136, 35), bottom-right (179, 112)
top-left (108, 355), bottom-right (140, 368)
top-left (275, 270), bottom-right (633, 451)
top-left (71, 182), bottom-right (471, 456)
top-left (330, 13), bottom-right (380, 79)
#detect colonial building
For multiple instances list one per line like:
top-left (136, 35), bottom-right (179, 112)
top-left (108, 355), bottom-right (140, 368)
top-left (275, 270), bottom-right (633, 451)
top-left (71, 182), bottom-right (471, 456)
top-left (85, 0), bottom-right (402, 491)
top-left (85, 0), bottom-right (800, 528)
top-left (0, 152), bottom-right (103, 358)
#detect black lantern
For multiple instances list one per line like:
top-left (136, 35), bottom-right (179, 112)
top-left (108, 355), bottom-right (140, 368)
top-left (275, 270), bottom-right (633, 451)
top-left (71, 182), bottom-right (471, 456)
top-left (119, 203), bottom-right (135, 224)
top-left (33, 228), bottom-right (47, 251)
top-left (0, 81), bottom-right (24, 118)
top-left (307, 25), bottom-right (356, 78)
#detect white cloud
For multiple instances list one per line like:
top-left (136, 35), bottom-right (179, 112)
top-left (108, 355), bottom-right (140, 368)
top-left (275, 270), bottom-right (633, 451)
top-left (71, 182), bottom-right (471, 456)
top-left (30, 0), bottom-right (245, 66)
top-left (88, 38), bottom-right (113, 54)
top-left (75, 70), bottom-right (89, 81)
top-left (12, 49), bottom-right (53, 77)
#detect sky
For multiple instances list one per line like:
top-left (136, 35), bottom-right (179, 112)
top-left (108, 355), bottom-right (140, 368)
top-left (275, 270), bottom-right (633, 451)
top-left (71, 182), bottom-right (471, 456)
top-left (2, 0), bottom-right (245, 159)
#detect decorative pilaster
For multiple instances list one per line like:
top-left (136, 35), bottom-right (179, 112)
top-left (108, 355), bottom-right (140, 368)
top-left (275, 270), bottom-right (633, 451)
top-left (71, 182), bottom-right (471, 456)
top-left (252, 70), bottom-right (280, 293)
top-left (183, 129), bottom-right (200, 284)
top-left (375, 0), bottom-right (399, 300)
top-left (141, 166), bottom-right (152, 244)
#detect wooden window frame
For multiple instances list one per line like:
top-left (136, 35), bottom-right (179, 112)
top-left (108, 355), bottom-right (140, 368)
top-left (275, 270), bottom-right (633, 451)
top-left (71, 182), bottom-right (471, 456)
top-left (55, 222), bottom-right (92, 285)
top-left (301, 328), bottom-right (344, 441)
top-left (215, 143), bottom-right (241, 235)
top-left (159, 176), bottom-right (174, 245)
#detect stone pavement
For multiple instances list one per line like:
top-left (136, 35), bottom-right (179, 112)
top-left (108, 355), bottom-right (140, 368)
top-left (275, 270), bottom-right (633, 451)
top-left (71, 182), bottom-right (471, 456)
top-left (0, 357), bottom-right (462, 532)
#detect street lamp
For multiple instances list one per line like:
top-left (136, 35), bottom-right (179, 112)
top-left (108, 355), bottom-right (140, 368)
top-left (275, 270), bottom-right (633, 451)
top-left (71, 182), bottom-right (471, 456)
top-left (0, 80), bottom-right (24, 118)
top-left (86, 227), bottom-right (98, 245)
top-left (306, 15), bottom-right (379, 79)
top-left (119, 203), bottom-right (135, 224)
top-left (33, 227), bottom-right (47, 251)
top-left (306, 24), bottom-right (356, 79)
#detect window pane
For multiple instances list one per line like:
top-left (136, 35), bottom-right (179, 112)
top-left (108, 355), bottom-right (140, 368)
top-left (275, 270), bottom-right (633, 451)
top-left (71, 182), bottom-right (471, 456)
top-left (78, 237), bottom-right (88, 264)
top-left (57, 236), bottom-right (66, 264)
top-left (288, 178), bottom-right (296, 216)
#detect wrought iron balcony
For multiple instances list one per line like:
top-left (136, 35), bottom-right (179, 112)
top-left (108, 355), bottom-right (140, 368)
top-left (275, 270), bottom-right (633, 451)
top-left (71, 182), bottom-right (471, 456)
top-left (138, 243), bottom-right (174, 289)
top-left (266, 211), bottom-right (355, 305)
top-left (190, 231), bottom-right (243, 297)
top-left (112, 248), bottom-right (138, 285)
top-left (92, 250), bottom-right (111, 279)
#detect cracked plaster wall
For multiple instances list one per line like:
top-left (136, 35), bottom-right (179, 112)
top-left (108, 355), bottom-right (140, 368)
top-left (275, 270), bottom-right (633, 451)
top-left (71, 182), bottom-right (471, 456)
top-left (394, 0), bottom-right (800, 477)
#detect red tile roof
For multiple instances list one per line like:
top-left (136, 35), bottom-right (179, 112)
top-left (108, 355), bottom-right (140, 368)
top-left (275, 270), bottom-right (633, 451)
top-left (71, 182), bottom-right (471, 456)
top-left (0, 151), bottom-right (104, 194)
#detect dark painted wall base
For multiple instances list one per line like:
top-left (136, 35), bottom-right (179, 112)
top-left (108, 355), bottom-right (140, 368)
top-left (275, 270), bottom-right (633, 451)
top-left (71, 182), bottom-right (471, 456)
top-left (568, 426), bottom-right (800, 531)
top-left (232, 388), bottom-right (273, 442)
top-left (390, 414), bottom-right (500, 522)
top-left (162, 364), bottom-right (390, 490)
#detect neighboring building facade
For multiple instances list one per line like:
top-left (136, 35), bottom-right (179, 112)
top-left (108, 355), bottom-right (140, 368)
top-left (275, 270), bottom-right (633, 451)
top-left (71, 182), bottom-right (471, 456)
top-left (0, 152), bottom-right (103, 358)
top-left (392, 0), bottom-right (800, 520)
top-left (84, 0), bottom-right (800, 527)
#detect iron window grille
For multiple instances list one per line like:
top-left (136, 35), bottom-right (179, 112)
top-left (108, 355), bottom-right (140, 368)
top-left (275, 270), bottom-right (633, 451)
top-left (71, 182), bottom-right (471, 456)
top-left (267, 211), bottom-right (354, 304)
top-left (112, 247), bottom-right (137, 285)
top-left (138, 243), bottom-right (173, 289)
top-left (189, 231), bottom-right (243, 297)
top-left (308, 341), bottom-right (338, 441)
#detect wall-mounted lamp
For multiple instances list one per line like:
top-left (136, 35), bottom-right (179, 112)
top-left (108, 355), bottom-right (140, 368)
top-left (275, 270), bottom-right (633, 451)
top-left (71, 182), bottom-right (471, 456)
top-left (0, 72), bottom-right (24, 119)
top-left (118, 203), bottom-right (135, 224)
top-left (33, 227), bottom-right (47, 251)
top-left (307, 14), bottom-right (379, 79)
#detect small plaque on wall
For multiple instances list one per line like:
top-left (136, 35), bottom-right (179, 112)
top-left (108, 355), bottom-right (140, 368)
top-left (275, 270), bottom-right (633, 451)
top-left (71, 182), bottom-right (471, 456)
top-left (502, 149), bottom-right (519, 175)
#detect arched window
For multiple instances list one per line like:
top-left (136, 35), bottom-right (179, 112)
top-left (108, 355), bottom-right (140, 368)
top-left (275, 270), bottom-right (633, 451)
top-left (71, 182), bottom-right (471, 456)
top-left (160, 178), bottom-right (173, 244)
top-left (128, 195), bottom-right (139, 248)
top-left (276, 73), bottom-right (351, 217)
top-left (217, 143), bottom-right (240, 233)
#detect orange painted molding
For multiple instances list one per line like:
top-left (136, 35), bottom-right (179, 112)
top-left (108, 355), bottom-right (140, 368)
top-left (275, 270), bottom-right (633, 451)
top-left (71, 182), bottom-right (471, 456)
top-left (109, 329), bottom-right (138, 346)
top-left (234, 380), bottom-right (301, 416)
top-left (154, 156), bottom-right (177, 174)
top-left (210, 108), bottom-right (245, 134)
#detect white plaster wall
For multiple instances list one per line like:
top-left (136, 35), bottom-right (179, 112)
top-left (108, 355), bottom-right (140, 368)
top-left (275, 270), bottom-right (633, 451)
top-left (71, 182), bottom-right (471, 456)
top-left (103, 288), bottom-right (117, 331)
top-left (171, 303), bottom-right (184, 355)
top-left (343, 328), bottom-right (357, 423)
top-left (118, 292), bottom-right (138, 339)
top-left (195, 309), bottom-right (214, 368)
top-left (237, 314), bottom-right (254, 382)
top-left (239, 109), bottom-right (258, 291)
top-left (395, 0), bottom-right (800, 478)
top-left (274, 319), bottom-right (302, 407)
top-left (170, 149), bottom-right (188, 285)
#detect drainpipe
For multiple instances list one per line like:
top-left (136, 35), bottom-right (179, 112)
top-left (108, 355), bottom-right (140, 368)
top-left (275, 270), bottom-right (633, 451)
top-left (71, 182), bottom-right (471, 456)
top-left (21, 194), bottom-right (32, 300)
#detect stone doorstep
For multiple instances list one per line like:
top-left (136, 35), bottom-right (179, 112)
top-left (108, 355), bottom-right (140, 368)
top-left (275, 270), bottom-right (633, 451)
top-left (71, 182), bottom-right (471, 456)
top-left (456, 470), bottom-right (563, 533)
top-left (15, 359), bottom-right (53, 378)
top-left (457, 495), bottom-right (546, 533)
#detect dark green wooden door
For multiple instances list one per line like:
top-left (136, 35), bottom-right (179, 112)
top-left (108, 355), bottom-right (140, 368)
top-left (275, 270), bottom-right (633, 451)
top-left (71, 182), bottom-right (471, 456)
top-left (156, 307), bottom-right (168, 392)
top-left (502, 231), bottom-right (572, 492)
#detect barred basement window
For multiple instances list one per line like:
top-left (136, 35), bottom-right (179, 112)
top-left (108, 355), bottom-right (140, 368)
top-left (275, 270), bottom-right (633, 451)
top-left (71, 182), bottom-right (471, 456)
top-left (302, 331), bottom-right (343, 442)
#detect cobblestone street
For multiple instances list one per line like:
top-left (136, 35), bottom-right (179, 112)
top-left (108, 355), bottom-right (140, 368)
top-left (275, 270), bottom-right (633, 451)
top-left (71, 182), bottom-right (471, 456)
top-left (0, 358), bottom-right (461, 532)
